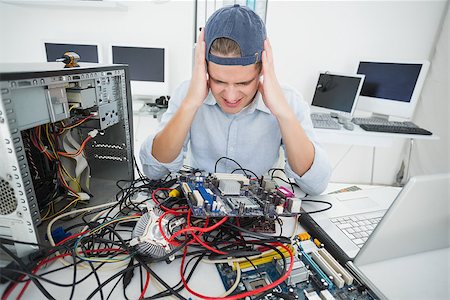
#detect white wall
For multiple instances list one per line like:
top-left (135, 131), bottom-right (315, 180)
top-left (266, 1), bottom-right (445, 99)
top-left (410, 7), bottom-right (449, 177)
top-left (0, 0), bottom-right (447, 185)
top-left (266, 0), bottom-right (448, 184)
top-left (0, 0), bottom-right (195, 94)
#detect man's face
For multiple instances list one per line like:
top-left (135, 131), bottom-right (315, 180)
top-left (207, 62), bottom-right (261, 114)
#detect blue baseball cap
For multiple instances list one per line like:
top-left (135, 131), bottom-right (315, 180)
top-left (205, 4), bottom-right (266, 66)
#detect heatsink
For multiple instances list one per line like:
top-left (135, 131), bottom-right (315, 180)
top-left (131, 208), bottom-right (183, 259)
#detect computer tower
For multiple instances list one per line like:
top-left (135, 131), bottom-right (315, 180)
top-left (0, 63), bottom-right (134, 264)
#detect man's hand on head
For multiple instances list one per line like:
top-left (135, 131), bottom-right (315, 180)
top-left (185, 28), bottom-right (210, 110)
top-left (258, 39), bottom-right (294, 120)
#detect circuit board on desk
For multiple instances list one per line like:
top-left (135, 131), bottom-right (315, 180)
top-left (215, 234), bottom-right (376, 300)
top-left (216, 262), bottom-right (374, 300)
top-left (178, 173), bottom-right (302, 218)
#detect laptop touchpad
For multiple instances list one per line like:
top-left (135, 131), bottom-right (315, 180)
top-left (337, 196), bottom-right (379, 212)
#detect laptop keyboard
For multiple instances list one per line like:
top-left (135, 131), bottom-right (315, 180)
top-left (331, 212), bottom-right (384, 248)
top-left (311, 113), bottom-right (341, 129)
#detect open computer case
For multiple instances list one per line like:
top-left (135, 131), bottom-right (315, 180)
top-left (0, 63), bottom-right (134, 265)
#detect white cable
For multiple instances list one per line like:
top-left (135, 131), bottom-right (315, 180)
top-left (220, 262), bottom-right (241, 297)
top-left (201, 245), bottom-right (287, 265)
top-left (47, 201), bottom-right (118, 246)
top-left (47, 199), bottom-right (140, 270)
top-left (152, 276), bottom-right (179, 300)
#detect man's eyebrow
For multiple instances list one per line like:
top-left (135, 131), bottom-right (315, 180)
top-left (209, 75), bottom-right (223, 82)
top-left (209, 76), bottom-right (255, 85)
top-left (237, 78), bottom-right (256, 84)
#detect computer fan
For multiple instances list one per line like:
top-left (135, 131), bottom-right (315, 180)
top-left (131, 207), bottom-right (183, 259)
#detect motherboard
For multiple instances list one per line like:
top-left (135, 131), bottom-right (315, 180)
top-left (178, 173), bottom-right (302, 218)
top-left (215, 233), bottom-right (376, 300)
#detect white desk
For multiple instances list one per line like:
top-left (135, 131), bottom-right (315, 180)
top-left (314, 125), bottom-right (439, 147)
top-left (314, 125), bottom-right (439, 184)
top-left (0, 183), bottom-right (400, 300)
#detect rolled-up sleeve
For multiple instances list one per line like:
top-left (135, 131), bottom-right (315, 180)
top-left (139, 81), bottom-right (190, 179)
top-left (282, 86), bottom-right (332, 195)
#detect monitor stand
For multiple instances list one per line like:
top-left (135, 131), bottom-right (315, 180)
top-left (370, 113), bottom-right (390, 121)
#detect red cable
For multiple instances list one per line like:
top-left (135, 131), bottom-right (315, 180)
top-left (186, 211), bottom-right (227, 255)
top-left (58, 115), bottom-right (94, 134)
top-left (169, 216), bottom-right (228, 242)
top-left (158, 211), bottom-right (182, 247)
top-left (138, 272), bottom-right (150, 300)
top-left (16, 278), bottom-right (30, 300)
top-left (179, 242), bottom-right (293, 300)
top-left (190, 229), bottom-right (226, 255)
top-left (158, 209), bottom-right (224, 254)
top-left (152, 188), bottom-right (189, 213)
top-left (1, 275), bottom-right (25, 300)
top-left (55, 230), bottom-right (89, 247)
top-left (57, 135), bottom-right (92, 157)
top-left (151, 188), bottom-right (170, 205)
top-left (14, 248), bottom-right (127, 299)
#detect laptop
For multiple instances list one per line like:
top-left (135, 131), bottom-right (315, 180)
top-left (301, 174), bottom-right (450, 299)
top-left (310, 72), bottom-right (365, 129)
top-left (300, 185), bottom-right (402, 261)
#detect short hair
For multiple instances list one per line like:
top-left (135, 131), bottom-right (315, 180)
top-left (210, 37), bottom-right (262, 71)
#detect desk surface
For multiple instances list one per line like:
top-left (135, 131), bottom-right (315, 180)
top-left (0, 183), bottom-right (396, 300)
top-left (314, 125), bottom-right (439, 147)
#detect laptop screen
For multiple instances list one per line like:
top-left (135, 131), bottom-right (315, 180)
top-left (354, 174), bottom-right (449, 266)
top-left (353, 174), bottom-right (449, 300)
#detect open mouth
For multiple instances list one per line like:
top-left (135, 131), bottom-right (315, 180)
top-left (223, 97), bottom-right (243, 108)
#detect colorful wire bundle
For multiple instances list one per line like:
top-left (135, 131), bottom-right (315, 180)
top-left (1, 166), bottom-right (294, 300)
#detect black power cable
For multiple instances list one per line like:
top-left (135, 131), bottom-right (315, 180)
top-left (301, 199), bottom-right (333, 214)
top-left (214, 156), bottom-right (253, 178)
top-left (0, 243), bottom-right (55, 300)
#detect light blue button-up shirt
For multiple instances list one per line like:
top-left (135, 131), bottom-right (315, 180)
top-left (140, 80), bottom-right (331, 195)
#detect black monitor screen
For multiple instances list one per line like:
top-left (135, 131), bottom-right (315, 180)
top-left (311, 73), bottom-right (363, 113)
top-left (357, 62), bottom-right (422, 102)
top-left (112, 46), bottom-right (164, 82)
top-left (45, 43), bottom-right (99, 63)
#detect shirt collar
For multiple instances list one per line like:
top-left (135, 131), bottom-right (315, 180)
top-left (203, 91), bottom-right (271, 115)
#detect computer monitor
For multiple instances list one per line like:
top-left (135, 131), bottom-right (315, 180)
top-left (311, 72), bottom-right (365, 116)
top-left (356, 60), bottom-right (430, 120)
top-left (110, 44), bottom-right (168, 99)
top-left (44, 42), bottom-right (101, 63)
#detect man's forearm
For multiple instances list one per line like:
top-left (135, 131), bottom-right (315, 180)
top-left (152, 100), bottom-right (200, 163)
top-left (276, 111), bottom-right (315, 176)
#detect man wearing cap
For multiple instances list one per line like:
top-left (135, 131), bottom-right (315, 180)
top-left (140, 5), bottom-right (331, 195)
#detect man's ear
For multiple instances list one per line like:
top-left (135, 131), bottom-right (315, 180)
top-left (256, 62), bottom-right (263, 75)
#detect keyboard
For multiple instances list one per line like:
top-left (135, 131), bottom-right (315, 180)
top-left (360, 124), bottom-right (432, 135)
top-left (352, 117), bottom-right (417, 127)
top-left (311, 113), bottom-right (340, 129)
top-left (331, 211), bottom-right (384, 247)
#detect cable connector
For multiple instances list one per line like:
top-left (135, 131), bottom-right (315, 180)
top-left (123, 259), bottom-right (135, 289)
top-left (169, 185), bottom-right (181, 198)
top-left (77, 192), bottom-right (90, 201)
top-left (129, 237), bottom-right (140, 247)
top-left (88, 129), bottom-right (99, 138)
top-left (49, 227), bottom-right (72, 244)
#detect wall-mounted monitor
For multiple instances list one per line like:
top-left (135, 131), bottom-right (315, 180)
top-left (44, 42), bottom-right (102, 63)
top-left (356, 60), bottom-right (430, 120)
top-left (110, 44), bottom-right (169, 99)
top-left (311, 72), bottom-right (365, 116)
